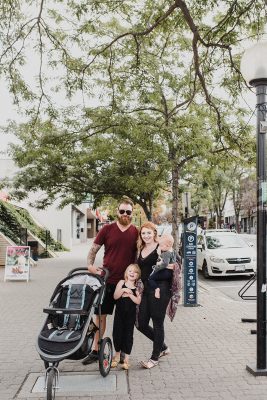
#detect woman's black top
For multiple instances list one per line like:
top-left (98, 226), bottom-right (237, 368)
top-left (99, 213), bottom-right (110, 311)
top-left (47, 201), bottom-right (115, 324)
top-left (138, 246), bottom-right (172, 291)
top-left (138, 247), bottom-right (158, 283)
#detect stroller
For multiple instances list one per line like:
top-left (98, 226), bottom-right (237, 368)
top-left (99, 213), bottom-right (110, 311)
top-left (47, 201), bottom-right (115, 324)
top-left (36, 267), bottom-right (113, 400)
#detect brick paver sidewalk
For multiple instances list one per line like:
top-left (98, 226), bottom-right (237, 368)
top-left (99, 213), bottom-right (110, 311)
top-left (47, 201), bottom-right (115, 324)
top-left (0, 241), bottom-right (265, 400)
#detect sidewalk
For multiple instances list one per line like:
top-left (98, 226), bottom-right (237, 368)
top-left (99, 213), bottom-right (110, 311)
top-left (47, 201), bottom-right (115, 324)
top-left (0, 241), bottom-right (266, 400)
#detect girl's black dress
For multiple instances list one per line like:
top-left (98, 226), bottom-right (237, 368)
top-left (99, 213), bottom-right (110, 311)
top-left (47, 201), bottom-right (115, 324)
top-left (112, 283), bottom-right (137, 355)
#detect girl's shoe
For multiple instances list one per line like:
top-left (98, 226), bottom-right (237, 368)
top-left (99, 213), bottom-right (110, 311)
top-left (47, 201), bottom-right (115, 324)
top-left (159, 347), bottom-right (171, 358)
top-left (119, 352), bottom-right (125, 364)
top-left (121, 361), bottom-right (130, 370)
top-left (111, 358), bottom-right (120, 368)
top-left (140, 359), bottom-right (159, 369)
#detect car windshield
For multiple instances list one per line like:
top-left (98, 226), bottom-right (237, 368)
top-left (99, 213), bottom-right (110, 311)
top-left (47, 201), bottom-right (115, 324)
top-left (206, 235), bottom-right (247, 250)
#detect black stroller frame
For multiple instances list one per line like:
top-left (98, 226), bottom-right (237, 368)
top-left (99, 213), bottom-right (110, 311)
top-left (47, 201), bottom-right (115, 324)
top-left (36, 267), bottom-right (113, 400)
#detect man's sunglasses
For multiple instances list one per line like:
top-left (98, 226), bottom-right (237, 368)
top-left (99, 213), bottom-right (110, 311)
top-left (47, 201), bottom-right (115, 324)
top-left (118, 209), bottom-right (132, 215)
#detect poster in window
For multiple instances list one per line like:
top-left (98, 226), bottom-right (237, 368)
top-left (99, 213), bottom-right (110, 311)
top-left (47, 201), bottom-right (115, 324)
top-left (4, 246), bottom-right (31, 282)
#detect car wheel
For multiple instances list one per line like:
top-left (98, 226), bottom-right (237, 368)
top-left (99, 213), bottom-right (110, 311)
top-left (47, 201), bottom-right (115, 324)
top-left (202, 261), bottom-right (210, 279)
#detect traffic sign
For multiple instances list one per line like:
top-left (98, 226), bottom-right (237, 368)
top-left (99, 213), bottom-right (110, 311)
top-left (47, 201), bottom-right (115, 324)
top-left (183, 216), bottom-right (198, 306)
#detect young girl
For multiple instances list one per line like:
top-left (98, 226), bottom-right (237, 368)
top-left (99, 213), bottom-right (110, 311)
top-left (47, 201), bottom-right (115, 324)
top-left (111, 264), bottom-right (142, 370)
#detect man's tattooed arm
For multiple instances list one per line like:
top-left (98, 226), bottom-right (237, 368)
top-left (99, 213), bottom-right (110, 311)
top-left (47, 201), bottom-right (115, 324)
top-left (87, 243), bottom-right (102, 274)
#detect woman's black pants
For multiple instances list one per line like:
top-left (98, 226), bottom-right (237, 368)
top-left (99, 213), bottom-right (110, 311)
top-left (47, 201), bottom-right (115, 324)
top-left (137, 282), bottom-right (171, 361)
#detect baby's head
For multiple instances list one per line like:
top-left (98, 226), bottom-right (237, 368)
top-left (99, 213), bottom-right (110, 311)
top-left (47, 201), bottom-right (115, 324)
top-left (124, 263), bottom-right (141, 282)
top-left (159, 234), bottom-right (174, 252)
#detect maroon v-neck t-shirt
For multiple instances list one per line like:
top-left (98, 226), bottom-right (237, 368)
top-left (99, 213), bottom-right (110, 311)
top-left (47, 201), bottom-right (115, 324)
top-left (94, 222), bottom-right (138, 284)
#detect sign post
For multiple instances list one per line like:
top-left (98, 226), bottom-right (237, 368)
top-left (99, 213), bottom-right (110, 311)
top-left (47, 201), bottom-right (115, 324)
top-left (183, 216), bottom-right (198, 306)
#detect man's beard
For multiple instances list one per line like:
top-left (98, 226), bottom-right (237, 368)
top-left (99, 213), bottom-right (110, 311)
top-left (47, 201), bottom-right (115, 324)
top-left (118, 215), bottom-right (132, 226)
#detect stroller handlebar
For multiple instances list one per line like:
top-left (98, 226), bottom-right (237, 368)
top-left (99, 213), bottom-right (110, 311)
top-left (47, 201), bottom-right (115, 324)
top-left (67, 267), bottom-right (110, 282)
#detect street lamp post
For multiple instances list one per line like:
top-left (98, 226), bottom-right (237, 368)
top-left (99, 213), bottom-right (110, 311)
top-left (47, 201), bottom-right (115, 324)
top-left (241, 41), bottom-right (267, 375)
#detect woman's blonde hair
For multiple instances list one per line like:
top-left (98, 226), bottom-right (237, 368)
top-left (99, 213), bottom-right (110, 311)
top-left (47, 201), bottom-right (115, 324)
top-left (124, 263), bottom-right (141, 281)
top-left (137, 221), bottom-right (158, 253)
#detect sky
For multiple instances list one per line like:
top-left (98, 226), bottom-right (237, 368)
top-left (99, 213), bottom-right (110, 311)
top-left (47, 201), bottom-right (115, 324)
top-left (0, 81), bottom-right (20, 155)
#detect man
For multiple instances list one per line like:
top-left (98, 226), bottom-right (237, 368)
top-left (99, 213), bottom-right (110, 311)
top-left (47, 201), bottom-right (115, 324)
top-left (83, 196), bottom-right (138, 364)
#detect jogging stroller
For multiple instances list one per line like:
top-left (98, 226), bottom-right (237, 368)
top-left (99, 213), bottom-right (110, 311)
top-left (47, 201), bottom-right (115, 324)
top-left (36, 267), bottom-right (113, 400)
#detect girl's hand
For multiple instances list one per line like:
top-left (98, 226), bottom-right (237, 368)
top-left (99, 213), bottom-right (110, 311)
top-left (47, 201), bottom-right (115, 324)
top-left (123, 288), bottom-right (132, 294)
top-left (167, 263), bottom-right (174, 270)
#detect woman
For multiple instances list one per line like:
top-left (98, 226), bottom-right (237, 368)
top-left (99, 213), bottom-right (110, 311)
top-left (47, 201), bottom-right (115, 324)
top-left (137, 221), bottom-right (172, 369)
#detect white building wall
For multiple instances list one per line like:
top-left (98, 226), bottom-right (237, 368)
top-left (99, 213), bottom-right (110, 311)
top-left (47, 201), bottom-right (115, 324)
top-left (72, 206), bottom-right (87, 245)
top-left (12, 195), bottom-right (73, 249)
top-left (27, 202), bottom-right (72, 249)
top-left (0, 158), bottom-right (86, 249)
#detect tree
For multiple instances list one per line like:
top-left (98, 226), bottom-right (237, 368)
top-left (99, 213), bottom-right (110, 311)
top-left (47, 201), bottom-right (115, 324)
top-left (240, 174), bottom-right (257, 233)
top-left (190, 142), bottom-right (255, 228)
top-left (229, 167), bottom-right (255, 232)
top-left (0, 1), bottom-right (265, 117)
top-left (1, 1), bottom-right (265, 248)
top-left (6, 113), bottom-right (169, 220)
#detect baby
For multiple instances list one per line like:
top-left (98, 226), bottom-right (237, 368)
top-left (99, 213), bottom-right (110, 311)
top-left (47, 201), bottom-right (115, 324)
top-left (148, 233), bottom-right (175, 298)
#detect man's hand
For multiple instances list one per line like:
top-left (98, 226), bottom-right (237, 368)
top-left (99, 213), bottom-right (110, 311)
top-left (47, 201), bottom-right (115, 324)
top-left (88, 264), bottom-right (103, 275)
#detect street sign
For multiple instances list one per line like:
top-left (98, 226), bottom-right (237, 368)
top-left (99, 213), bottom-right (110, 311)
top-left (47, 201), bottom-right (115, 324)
top-left (183, 216), bottom-right (198, 306)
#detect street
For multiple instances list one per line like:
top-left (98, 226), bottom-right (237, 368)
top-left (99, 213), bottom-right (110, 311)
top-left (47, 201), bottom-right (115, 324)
top-left (1, 240), bottom-right (267, 400)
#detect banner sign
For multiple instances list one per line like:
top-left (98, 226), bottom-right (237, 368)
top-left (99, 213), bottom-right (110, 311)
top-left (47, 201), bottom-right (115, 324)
top-left (4, 246), bottom-right (31, 282)
top-left (183, 216), bottom-right (198, 306)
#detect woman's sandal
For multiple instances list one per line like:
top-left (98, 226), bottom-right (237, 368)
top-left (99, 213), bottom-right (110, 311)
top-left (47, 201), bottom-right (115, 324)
top-left (159, 347), bottom-right (171, 358)
top-left (111, 358), bottom-right (120, 368)
top-left (140, 359), bottom-right (159, 369)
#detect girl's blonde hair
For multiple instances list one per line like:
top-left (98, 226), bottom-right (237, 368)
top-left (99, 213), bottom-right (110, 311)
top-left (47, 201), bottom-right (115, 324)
top-left (124, 263), bottom-right (141, 281)
top-left (137, 221), bottom-right (158, 253)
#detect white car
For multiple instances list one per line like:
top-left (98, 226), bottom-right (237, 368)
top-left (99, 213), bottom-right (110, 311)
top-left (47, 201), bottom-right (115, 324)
top-left (197, 230), bottom-right (256, 278)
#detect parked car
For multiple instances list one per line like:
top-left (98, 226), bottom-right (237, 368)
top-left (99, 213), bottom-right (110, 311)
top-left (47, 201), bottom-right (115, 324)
top-left (197, 230), bottom-right (256, 278)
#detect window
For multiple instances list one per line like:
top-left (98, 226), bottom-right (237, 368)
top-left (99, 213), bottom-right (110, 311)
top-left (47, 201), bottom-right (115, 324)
top-left (57, 229), bottom-right (62, 242)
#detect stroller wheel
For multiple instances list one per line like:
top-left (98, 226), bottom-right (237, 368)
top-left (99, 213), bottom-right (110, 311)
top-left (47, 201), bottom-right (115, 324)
top-left (99, 337), bottom-right (113, 377)
top-left (46, 368), bottom-right (57, 400)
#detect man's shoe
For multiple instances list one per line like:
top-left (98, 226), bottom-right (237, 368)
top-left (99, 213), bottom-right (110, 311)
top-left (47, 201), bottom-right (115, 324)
top-left (82, 350), bottom-right (99, 365)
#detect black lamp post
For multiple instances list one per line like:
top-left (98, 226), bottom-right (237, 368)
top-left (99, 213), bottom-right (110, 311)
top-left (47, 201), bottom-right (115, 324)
top-left (241, 41), bottom-right (267, 375)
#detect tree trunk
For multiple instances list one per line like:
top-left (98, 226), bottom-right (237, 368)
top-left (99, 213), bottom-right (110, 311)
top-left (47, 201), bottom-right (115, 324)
top-left (171, 164), bottom-right (180, 252)
top-left (138, 198), bottom-right (152, 222)
top-left (235, 212), bottom-right (240, 232)
top-left (248, 211), bottom-right (251, 234)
